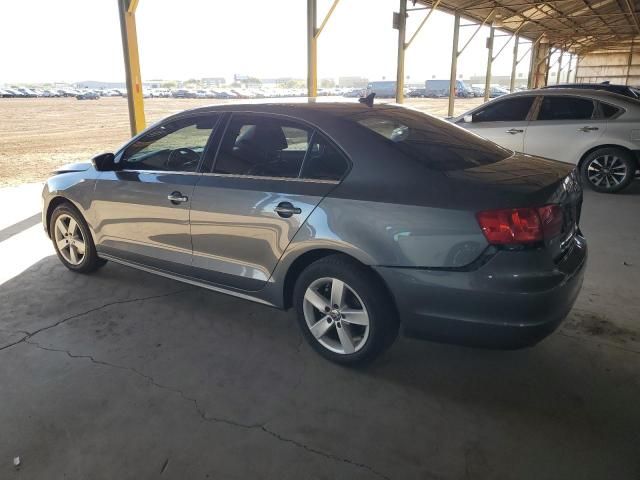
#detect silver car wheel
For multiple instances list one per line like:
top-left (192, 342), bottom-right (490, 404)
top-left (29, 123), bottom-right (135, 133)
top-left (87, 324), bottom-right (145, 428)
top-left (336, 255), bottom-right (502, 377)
top-left (303, 277), bottom-right (370, 355)
top-left (587, 154), bottom-right (627, 189)
top-left (54, 213), bottom-right (86, 265)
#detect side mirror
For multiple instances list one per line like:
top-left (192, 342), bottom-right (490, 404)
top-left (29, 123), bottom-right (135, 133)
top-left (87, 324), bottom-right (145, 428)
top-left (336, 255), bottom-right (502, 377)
top-left (463, 114), bottom-right (473, 123)
top-left (91, 152), bottom-right (116, 171)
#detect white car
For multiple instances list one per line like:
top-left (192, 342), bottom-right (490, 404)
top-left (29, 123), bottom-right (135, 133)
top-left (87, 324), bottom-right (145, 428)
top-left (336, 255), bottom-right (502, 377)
top-left (454, 89), bottom-right (640, 193)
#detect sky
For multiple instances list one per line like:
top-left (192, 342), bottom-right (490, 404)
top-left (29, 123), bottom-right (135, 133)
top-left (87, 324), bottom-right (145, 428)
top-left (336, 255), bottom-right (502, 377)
top-left (0, 0), bottom-right (535, 85)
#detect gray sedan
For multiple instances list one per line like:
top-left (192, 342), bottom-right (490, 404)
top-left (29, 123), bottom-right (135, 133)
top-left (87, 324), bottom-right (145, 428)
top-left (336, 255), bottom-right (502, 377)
top-left (454, 88), bottom-right (640, 193)
top-left (42, 102), bottom-right (587, 364)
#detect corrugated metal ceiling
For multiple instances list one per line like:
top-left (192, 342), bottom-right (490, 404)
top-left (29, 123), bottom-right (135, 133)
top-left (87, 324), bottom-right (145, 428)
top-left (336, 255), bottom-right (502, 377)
top-left (418, 0), bottom-right (640, 52)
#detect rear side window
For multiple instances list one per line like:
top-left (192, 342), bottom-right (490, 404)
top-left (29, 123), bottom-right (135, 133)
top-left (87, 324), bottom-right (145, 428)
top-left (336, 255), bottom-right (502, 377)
top-left (301, 133), bottom-right (348, 181)
top-left (214, 114), bottom-right (312, 178)
top-left (538, 96), bottom-right (595, 120)
top-left (471, 97), bottom-right (535, 122)
top-left (599, 102), bottom-right (621, 119)
top-left (351, 107), bottom-right (510, 171)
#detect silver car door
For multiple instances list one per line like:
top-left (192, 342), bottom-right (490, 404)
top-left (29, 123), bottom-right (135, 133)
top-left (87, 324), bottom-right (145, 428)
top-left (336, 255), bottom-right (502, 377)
top-left (92, 114), bottom-right (221, 269)
top-left (458, 96), bottom-right (536, 152)
top-left (523, 95), bottom-right (606, 164)
top-left (189, 113), bottom-right (349, 291)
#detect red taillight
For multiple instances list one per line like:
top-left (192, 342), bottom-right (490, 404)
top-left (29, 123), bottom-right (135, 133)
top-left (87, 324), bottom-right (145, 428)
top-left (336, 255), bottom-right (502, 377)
top-left (476, 205), bottom-right (564, 245)
top-left (538, 204), bottom-right (564, 240)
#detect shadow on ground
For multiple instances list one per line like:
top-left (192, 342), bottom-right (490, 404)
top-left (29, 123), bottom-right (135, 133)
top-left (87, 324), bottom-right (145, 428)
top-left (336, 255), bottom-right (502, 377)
top-left (1, 256), bottom-right (638, 480)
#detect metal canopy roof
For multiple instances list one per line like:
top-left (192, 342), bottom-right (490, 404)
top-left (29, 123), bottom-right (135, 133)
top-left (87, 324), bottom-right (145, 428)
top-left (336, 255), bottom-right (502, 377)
top-left (419, 0), bottom-right (640, 53)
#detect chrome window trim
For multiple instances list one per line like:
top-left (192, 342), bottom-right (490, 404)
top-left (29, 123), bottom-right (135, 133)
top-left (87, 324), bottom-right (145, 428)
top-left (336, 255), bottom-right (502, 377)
top-left (114, 169), bottom-right (339, 184)
top-left (200, 172), bottom-right (340, 184)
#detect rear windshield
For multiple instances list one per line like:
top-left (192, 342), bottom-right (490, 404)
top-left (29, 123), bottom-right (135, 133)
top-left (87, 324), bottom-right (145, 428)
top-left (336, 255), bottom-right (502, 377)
top-left (348, 107), bottom-right (510, 171)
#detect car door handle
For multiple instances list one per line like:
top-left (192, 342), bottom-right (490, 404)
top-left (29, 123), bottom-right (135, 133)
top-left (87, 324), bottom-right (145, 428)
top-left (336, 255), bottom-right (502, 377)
top-left (506, 128), bottom-right (524, 134)
top-left (578, 126), bottom-right (599, 132)
top-left (167, 191), bottom-right (189, 204)
top-left (274, 202), bottom-right (302, 218)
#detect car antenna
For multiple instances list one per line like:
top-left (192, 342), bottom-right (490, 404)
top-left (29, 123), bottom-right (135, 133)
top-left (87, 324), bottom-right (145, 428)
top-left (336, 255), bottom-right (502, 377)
top-left (359, 92), bottom-right (375, 107)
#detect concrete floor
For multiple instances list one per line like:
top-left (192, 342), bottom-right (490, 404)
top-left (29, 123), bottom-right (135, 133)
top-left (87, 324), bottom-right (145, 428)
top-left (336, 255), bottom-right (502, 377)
top-left (1, 182), bottom-right (639, 480)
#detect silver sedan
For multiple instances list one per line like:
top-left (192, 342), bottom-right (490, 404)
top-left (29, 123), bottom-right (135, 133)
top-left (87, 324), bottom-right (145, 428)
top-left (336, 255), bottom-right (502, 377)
top-left (454, 88), bottom-right (640, 193)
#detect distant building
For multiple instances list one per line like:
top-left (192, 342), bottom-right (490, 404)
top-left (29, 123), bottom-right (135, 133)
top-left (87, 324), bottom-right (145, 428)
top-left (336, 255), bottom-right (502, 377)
top-left (467, 75), bottom-right (528, 88)
top-left (338, 76), bottom-right (368, 88)
top-left (202, 77), bottom-right (226, 87)
top-left (74, 80), bottom-right (125, 89)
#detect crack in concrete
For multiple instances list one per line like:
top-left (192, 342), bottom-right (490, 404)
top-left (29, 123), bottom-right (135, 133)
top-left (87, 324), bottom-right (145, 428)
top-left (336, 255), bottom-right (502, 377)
top-left (0, 289), bottom-right (189, 352)
top-left (24, 339), bottom-right (391, 480)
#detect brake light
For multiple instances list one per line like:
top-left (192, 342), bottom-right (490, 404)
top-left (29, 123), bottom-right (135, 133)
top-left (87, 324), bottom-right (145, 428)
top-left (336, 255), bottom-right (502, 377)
top-left (476, 205), bottom-right (564, 245)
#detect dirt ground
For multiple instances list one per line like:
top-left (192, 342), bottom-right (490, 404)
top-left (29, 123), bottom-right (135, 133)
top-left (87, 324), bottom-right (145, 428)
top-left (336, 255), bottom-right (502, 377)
top-left (0, 96), bottom-right (483, 186)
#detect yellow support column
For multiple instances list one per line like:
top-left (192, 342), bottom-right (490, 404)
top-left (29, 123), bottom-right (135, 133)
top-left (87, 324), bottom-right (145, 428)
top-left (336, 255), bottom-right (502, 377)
top-left (307, 0), bottom-right (318, 98)
top-left (395, 0), bottom-right (407, 104)
top-left (119, 0), bottom-right (146, 136)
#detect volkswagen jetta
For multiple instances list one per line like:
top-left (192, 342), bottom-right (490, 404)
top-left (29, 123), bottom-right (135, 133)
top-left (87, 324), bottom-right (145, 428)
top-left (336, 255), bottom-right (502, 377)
top-left (42, 102), bottom-right (587, 364)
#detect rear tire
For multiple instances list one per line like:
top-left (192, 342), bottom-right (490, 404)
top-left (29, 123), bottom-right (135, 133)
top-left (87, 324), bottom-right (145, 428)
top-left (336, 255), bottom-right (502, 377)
top-left (293, 254), bottom-right (399, 366)
top-left (580, 147), bottom-right (635, 193)
top-left (50, 203), bottom-right (106, 273)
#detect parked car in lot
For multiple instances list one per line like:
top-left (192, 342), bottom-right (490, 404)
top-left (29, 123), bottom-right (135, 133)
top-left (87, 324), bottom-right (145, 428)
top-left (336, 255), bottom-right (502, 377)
top-left (454, 89), bottom-right (640, 193)
top-left (42, 102), bottom-right (586, 364)
top-left (366, 81), bottom-right (397, 98)
top-left (76, 91), bottom-right (100, 100)
top-left (543, 82), bottom-right (640, 100)
top-left (488, 85), bottom-right (510, 98)
top-left (425, 79), bottom-right (473, 98)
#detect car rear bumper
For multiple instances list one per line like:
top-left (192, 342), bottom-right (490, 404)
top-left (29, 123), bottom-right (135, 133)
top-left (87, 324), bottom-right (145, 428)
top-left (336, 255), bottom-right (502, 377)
top-left (374, 234), bottom-right (587, 349)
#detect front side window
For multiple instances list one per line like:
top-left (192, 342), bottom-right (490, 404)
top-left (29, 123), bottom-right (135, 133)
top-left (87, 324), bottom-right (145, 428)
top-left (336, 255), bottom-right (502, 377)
top-left (351, 106), bottom-right (510, 171)
top-left (214, 114), bottom-right (312, 178)
top-left (537, 96), bottom-right (595, 121)
top-left (471, 97), bottom-right (535, 123)
top-left (119, 115), bottom-right (219, 172)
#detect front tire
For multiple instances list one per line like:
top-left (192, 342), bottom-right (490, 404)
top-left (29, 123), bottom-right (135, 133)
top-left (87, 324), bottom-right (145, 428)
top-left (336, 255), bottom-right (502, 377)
top-left (580, 147), bottom-right (635, 193)
top-left (293, 255), bottom-right (399, 365)
top-left (50, 203), bottom-right (106, 273)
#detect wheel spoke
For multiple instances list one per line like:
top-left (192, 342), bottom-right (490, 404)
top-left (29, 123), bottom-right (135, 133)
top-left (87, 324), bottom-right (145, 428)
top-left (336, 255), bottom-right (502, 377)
top-left (309, 316), bottom-right (333, 339)
top-left (55, 219), bottom-right (68, 237)
top-left (68, 218), bottom-right (78, 236)
top-left (305, 288), bottom-right (329, 313)
top-left (56, 239), bottom-right (68, 250)
top-left (69, 244), bottom-right (78, 263)
top-left (74, 240), bottom-right (86, 255)
top-left (336, 324), bottom-right (355, 354)
top-left (341, 308), bottom-right (369, 326)
top-left (330, 279), bottom-right (345, 308)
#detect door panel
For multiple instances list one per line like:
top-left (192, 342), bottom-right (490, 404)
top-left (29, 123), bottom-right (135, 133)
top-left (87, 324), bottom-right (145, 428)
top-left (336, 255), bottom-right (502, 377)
top-left (91, 113), bottom-right (220, 268)
top-left (465, 121), bottom-right (529, 152)
top-left (92, 171), bottom-right (199, 268)
top-left (523, 96), bottom-right (606, 164)
top-left (190, 177), bottom-right (334, 290)
top-left (461, 95), bottom-right (536, 152)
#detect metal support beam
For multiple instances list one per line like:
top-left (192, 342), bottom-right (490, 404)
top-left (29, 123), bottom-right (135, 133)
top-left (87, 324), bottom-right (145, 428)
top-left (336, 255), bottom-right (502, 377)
top-left (447, 13), bottom-right (461, 117)
top-left (307, 0), bottom-right (318, 98)
top-left (395, 0), bottom-right (407, 104)
top-left (626, 39), bottom-right (635, 85)
top-left (118, 0), bottom-right (146, 136)
top-left (405, 0), bottom-right (441, 49)
top-left (483, 26), bottom-right (495, 102)
top-left (307, 0), bottom-right (340, 98)
top-left (556, 49), bottom-right (563, 84)
top-left (510, 34), bottom-right (519, 92)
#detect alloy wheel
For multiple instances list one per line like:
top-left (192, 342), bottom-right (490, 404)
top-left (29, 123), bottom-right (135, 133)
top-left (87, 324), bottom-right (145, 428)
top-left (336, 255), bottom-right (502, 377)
top-left (302, 277), bottom-right (370, 355)
top-left (54, 213), bottom-right (86, 265)
top-left (586, 154), bottom-right (627, 189)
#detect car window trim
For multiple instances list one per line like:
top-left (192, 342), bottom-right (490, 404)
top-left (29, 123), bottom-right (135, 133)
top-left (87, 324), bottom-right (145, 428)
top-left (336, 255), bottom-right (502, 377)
top-left (115, 112), bottom-right (224, 174)
top-left (595, 100), bottom-right (625, 120)
top-left (470, 95), bottom-right (537, 123)
top-left (208, 111), bottom-right (351, 183)
top-left (534, 95), bottom-right (598, 122)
